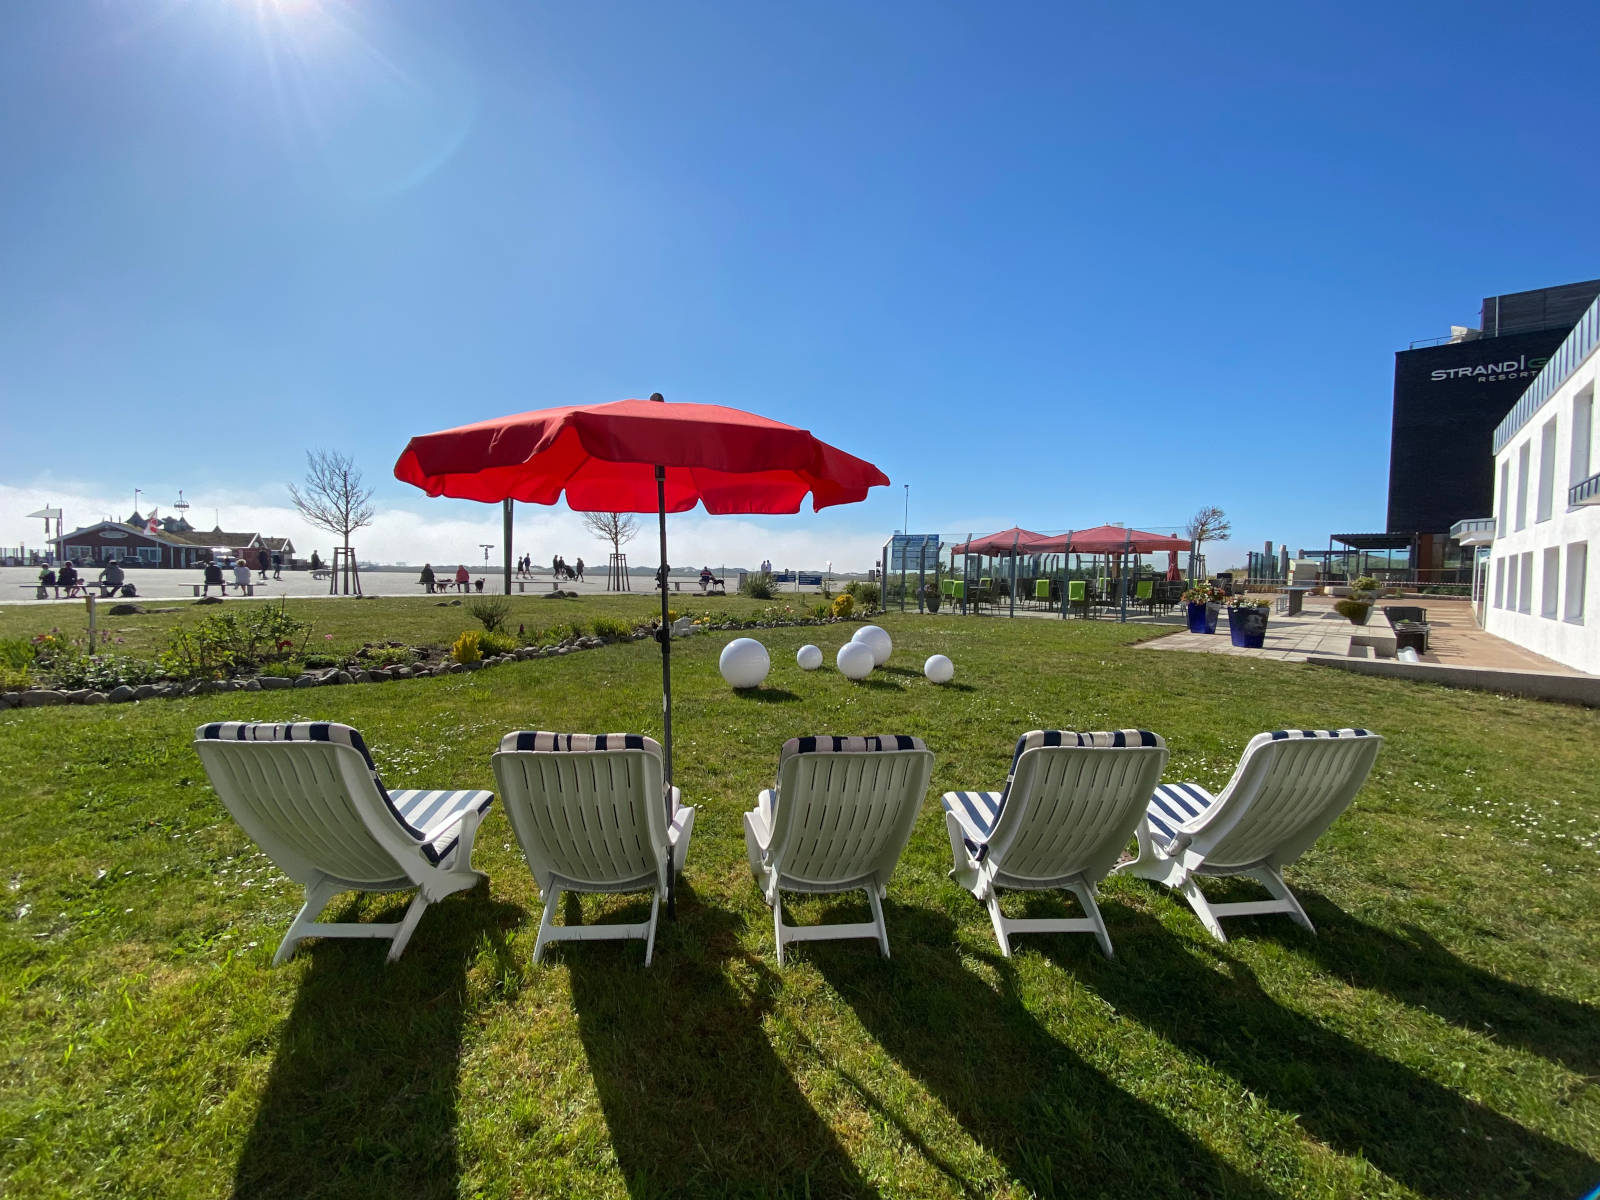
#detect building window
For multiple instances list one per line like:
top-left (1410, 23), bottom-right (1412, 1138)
top-left (1519, 552), bottom-right (1533, 614)
top-left (138, 547), bottom-right (159, 563)
top-left (1504, 556), bottom-right (1516, 611)
top-left (1498, 460), bottom-right (1510, 536)
top-left (1541, 548), bottom-right (1560, 618)
top-left (1537, 418), bottom-right (1558, 523)
top-left (1574, 385), bottom-right (1595, 494)
top-left (1515, 442), bottom-right (1531, 530)
top-left (1568, 543), bottom-right (1588, 623)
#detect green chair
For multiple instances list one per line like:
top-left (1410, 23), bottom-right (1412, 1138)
top-left (1136, 580), bottom-right (1154, 612)
top-left (1068, 579), bottom-right (1089, 618)
top-left (1033, 578), bottom-right (1050, 609)
top-left (951, 581), bottom-right (966, 602)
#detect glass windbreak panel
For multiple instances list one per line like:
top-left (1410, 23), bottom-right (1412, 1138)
top-left (1567, 543), bottom-right (1588, 622)
top-left (1537, 419), bottom-right (1558, 522)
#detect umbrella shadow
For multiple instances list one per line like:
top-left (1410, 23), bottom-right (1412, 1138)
top-left (733, 686), bottom-right (803, 703)
top-left (815, 904), bottom-right (1289, 1199)
top-left (231, 887), bottom-right (521, 1199)
top-left (1289, 891), bottom-right (1600, 1077)
top-left (1055, 918), bottom-right (1600, 1200)
top-left (567, 882), bottom-right (880, 1197)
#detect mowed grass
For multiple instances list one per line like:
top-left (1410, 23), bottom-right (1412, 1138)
top-left (1, 610), bottom-right (1597, 1199)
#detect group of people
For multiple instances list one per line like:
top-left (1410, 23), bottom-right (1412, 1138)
top-left (37, 561), bottom-right (136, 599)
top-left (418, 564), bottom-right (484, 594)
top-left (200, 557), bottom-right (257, 596)
top-left (551, 554), bottom-right (583, 582)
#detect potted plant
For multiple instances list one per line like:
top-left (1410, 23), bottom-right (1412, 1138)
top-left (1226, 595), bottom-right (1271, 648)
top-left (1335, 576), bottom-right (1377, 625)
top-left (1182, 583), bottom-right (1223, 634)
top-left (922, 581), bottom-right (941, 613)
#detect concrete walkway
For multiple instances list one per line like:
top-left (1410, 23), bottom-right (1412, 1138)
top-left (1140, 603), bottom-right (1353, 662)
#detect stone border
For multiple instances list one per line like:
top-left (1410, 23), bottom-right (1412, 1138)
top-left (1305, 654), bottom-right (1600, 708)
top-left (0, 615), bottom-right (863, 711)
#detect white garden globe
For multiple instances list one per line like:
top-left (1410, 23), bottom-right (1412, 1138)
top-left (851, 624), bottom-right (893, 667)
top-left (719, 638), bottom-right (771, 689)
top-left (924, 654), bottom-right (955, 684)
top-left (796, 644), bottom-right (824, 671)
top-left (836, 641), bottom-right (875, 680)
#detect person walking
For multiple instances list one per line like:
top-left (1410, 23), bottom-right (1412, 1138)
top-left (257, 546), bottom-right (271, 582)
top-left (271, 550), bottom-right (283, 580)
top-left (454, 564), bottom-right (470, 593)
top-left (574, 556), bottom-right (585, 582)
top-left (419, 563), bottom-right (436, 593)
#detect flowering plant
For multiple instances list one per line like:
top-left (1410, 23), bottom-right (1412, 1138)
top-left (1227, 594), bottom-right (1270, 609)
top-left (1181, 583), bottom-right (1223, 605)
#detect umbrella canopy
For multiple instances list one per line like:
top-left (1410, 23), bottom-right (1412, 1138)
top-left (1066, 524), bottom-right (1192, 554)
top-left (394, 394), bottom-right (889, 911)
top-left (949, 527), bottom-right (1050, 556)
top-left (395, 397), bottom-right (886, 515)
top-left (1167, 550), bottom-right (1182, 581)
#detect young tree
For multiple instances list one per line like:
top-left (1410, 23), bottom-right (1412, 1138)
top-left (581, 511), bottom-right (639, 562)
top-left (289, 450), bottom-right (375, 594)
top-left (1185, 505), bottom-right (1231, 581)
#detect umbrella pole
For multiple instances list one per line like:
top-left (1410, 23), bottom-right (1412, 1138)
top-left (655, 464), bottom-right (676, 918)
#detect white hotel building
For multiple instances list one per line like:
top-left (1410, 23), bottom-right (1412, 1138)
top-left (1476, 292), bottom-right (1600, 674)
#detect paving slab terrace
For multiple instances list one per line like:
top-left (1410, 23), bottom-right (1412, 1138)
top-left (1139, 601), bottom-right (1353, 662)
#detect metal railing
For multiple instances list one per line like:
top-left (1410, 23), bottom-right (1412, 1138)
top-left (1493, 294), bottom-right (1600, 452)
top-left (1571, 470), bottom-right (1600, 507)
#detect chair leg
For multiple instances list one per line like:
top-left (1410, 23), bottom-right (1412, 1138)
top-left (1247, 865), bottom-right (1316, 934)
top-left (773, 897), bottom-right (787, 966)
top-left (1068, 882), bottom-right (1115, 959)
top-left (866, 886), bottom-right (890, 959)
top-left (385, 891), bottom-right (432, 963)
top-left (533, 886), bottom-right (562, 964)
top-left (985, 890), bottom-right (1012, 958)
top-left (274, 875), bottom-right (342, 965)
top-left (1178, 877), bottom-right (1229, 942)
top-left (642, 886), bottom-right (662, 967)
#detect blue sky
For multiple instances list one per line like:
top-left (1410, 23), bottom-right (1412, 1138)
top-left (4, 0), bottom-right (1600, 570)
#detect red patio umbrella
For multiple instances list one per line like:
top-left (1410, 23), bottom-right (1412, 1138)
top-left (395, 394), bottom-right (889, 906)
top-left (1167, 551), bottom-right (1182, 581)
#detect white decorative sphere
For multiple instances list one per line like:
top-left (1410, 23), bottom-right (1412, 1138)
top-left (924, 654), bottom-right (955, 684)
top-left (851, 624), bottom-right (893, 666)
top-left (796, 644), bottom-right (823, 671)
top-left (719, 638), bottom-right (771, 689)
top-left (836, 641), bottom-right (875, 680)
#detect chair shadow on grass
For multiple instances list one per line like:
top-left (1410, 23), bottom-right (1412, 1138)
top-left (1052, 906), bottom-right (1600, 1200)
top-left (231, 886), bottom-right (522, 1200)
top-left (1288, 890), bottom-right (1600, 1078)
top-left (567, 881), bottom-right (881, 1198)
top-left (813, 902), bottom-right (1290, 1200)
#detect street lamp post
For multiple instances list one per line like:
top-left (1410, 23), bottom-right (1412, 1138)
top-left (903, 484), bottom-right (909, 534)
top-left (479, 543), bottom-right (494, 575)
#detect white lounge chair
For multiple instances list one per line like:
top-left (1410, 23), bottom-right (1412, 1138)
top-left (1114, 728), bottom-right (1382, 941)
top-left (492, 731), bottom-right (694, 967)
top-left (193, 721), bottom-right (493, 964)
top-left (942, 729), bottom-right (1169, 957)
top-left (744, 735), bottom-right (933, 964)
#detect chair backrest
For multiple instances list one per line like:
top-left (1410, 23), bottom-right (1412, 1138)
top-left (1068, 580), bottom-right (1086, 601)
top-left (493, 732), bottom-right (670, 888)
top-left (984, 731), bottom-right (1168, 882)
top-left (768, 736), bottom-right (933, 888)
top-left (951, 581), bottom-right (965, 599)
top-left (1136, 580), bottom-right (1153, 599)
top-left (1034, 579), bottom-right (1050, 600)
top-left (1185, 729), bottom-right (1382, 870)
top-left (193, 722), bottom-right (419, 887)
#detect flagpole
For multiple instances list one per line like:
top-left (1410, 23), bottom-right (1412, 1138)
top-left (650, 393), bottom-right (676, 918)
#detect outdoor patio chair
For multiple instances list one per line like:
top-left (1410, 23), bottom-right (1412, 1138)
top-left (942, 730), bottom-right (1168, 957)
top-left (1114, 728), bottom-right (1383, 941)
top-left (193, 721), bottom-right (494, 965)
top-left (1033, 578), bottom-right (1051, 609)
top-left (1135, 579), bottom-right (1155, 613)
top-left (744, 735), bottom-right (934, 964)
top-left (1067, 579), bottom-right (1090, 618)
top-left (493, 731), bottom-right (695, 967)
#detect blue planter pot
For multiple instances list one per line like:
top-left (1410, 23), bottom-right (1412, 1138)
top-left (1186, 602), bottom-right (1219, 634)
top-left (1228, 606), bottom-right (1269, 648)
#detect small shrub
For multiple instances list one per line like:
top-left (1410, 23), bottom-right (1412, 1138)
top-left (46, 654), bottom-right (165, 690)
top-left (830, 593), bottom-right (855, 619)
top-left (451, 631), bottom-right (483, 663)
top-left (844, 581), bottom-right (880, 611)
top-left (1, 663), bottom-right (34, 690)
top-left (360, 645), bottom-right (418, 668)
top-left (0, 637), bottom-right (38, 671)
top-left (1334, 598), bottom-right (1372, 625)
top-left (302, 654), bottom-right (339, 670)
top-left (811, 602), bottom-right (832, 620)
top-left (467, 598), bottom-right (511, 633)
top-left (540, 621), bottom-right (583, 644)
top-left (156, 606), bottom-right (309, 680)
top-left (739, 572), bottom-right (775, 600)
top-left (590, 616), bottom-right (634, 641)
top-left (478, 631), bottom-right (518, 656)
top-left (1352, 576), bottom-right (1379, 593)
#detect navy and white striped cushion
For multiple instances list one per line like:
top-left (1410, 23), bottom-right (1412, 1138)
top-left (777, 735), bottom-right (928, 791)
top-left (1147, 782), bottom-right (1217, 843)
top-left (941, 790), bottom-right (1003, 860)
top-left (198, 721), bottom-right (422, 841)
top-left (1267, 728), bottom-right (1373, 740)
top-left (1002, 729), bottom-right (1164, 797)
top-left (498, 731), bottom-right (661, 756)
top-left (390, 788), bottom-right (495, 864)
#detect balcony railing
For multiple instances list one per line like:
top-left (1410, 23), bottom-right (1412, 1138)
top-left (1449, 517), bottom-right (1497, 544)
top-left (1494, 295), bottom-right (1600, 453)
top-left (1571, 471), bottom-right (1600, 507)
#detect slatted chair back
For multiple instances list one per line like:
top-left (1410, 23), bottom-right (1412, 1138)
top-left (1033, 579), bottom-right (1050, 602)
top-left (983, 731), bottom-right (1168, 882)
top-left (494, 732), bottom-right (671, 890)
top-left (769, 737), bottom-right (933, 888)
top-left (1187, 730), bottom-right (1382, 870)
top-left (194, 722), bottom-right (417, 887)
top-left (1136, 580), bottom-right (1154, 601)
top-left (1068, 580), bottom-right (1086, 602)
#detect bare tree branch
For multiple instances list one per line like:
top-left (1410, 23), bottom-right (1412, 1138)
top-left (1184, 505), bottom-right (1231, 580)
top-left (288, 450), bottom-right (376, 550)
top-left (581, 511), bottom-right (639, 559)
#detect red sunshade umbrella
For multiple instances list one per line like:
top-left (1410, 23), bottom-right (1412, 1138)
top-left (949, 527), bottom-right (1050, 556)
top-left (1066, 524), bottom-right (1192, 554)
top-left (1167, 550), bottom-right (1182, 581)
top-left (395, 394), bottom-right (889, 904)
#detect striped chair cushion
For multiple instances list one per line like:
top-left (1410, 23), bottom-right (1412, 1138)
top-left (776, 735), bottom-right (927, 790)
top-left (198, 721), bottom-right (450, 851)
top-left (1267, 728), bottom-right (1373, 740)
top-left (389, 788), bottom-right (495, 865)
top-left (941, 790), bottom-right (1003, 859)
top-left (498, 731), bottom-right (662, 756)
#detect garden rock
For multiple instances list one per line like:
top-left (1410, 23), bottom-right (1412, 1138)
top-left (84, 692), bottom-right (108, 705)
top-left (293, 675), bottom-right (319, 688)
top-left (334, 671), bottom-right (354, 685)
top-left (463, 660), bottom-right (483, 670)
top-left (108, 604), bottom-right (145, 615)
top-left (394, 667), bottom-right (412, 678)
top-left (195, 595), bottom-right (224, 605)
top-left (107, 685), bottom-right (135, 703)
top-left (0, 694), bottom-right (16, 710)
top-left (21, 690), bottom-right (66, 707)
top-left (133, 685), bottom-right (160, 700)
top-left (242, 678), bottom-right (262, 691)
top-left (257, 676), bottom-right (291, 690)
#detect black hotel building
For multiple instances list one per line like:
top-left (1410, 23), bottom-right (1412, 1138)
top-left (1381, 279), bottom-right (1600, 579)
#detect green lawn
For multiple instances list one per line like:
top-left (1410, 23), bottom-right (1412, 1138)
top-left (1, 611), bottom-right (1596, 1198)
